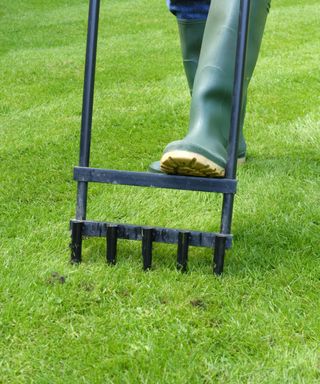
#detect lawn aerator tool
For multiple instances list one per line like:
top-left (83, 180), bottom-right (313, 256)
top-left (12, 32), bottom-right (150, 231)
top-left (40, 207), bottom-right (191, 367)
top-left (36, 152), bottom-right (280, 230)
top-left (70, 0), bottom-right (251, 274)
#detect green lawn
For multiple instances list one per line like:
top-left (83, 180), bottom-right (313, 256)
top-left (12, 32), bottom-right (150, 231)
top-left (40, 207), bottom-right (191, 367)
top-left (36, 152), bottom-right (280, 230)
top-left (1, 0), bottom-right (319, 382)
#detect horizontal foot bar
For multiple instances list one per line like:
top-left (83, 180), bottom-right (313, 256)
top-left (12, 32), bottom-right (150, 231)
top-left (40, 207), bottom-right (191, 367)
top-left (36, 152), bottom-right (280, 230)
top-left (70, 220), bottom-right (232, 249)
top-left (73, 167), bottom-right (237, 193)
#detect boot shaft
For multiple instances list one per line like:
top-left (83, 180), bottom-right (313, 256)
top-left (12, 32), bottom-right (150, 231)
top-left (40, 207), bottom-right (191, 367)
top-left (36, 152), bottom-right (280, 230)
top-left (161, 0), bottom-right (270, 174)
top-left (177, 19), bottom-right (206, 93)
top-left (188, 0), bottom-right (270, 150)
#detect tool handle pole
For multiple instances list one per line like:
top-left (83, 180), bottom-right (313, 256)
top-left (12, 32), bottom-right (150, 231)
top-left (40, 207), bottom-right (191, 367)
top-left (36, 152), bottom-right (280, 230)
top-left (76, 0), bottom-right (101, 220)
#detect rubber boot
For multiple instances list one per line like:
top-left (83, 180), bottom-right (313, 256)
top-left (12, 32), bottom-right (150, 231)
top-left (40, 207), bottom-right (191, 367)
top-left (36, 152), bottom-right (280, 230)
top-left (160, 0), bottom-right (270, 177)
top-left (149, 19), bottom-right (206, 173)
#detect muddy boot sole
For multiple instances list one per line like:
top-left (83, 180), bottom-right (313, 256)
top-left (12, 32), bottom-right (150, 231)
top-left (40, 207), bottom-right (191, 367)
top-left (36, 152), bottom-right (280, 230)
top-left (160, 150), bottom-right (246, 178)
top-left (160, 150), bottom-right (225, 178)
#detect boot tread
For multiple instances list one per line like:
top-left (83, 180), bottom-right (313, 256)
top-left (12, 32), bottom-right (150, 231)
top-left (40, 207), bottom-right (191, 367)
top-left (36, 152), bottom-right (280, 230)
top-left (160, 150), bottom-right (225, 178)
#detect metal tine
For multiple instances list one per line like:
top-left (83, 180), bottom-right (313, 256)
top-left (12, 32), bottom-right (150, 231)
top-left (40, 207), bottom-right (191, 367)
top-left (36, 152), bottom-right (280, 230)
top-left (106, 224), bottom-right (118, 265)
top-left (70, 221), bottom-right (83, 264)
top-left (177, 232), bottom-right (190, 272)
top-left (213, 236), bottom-right (226, 275)
top-left (142, 228), bottom-right (153, 270)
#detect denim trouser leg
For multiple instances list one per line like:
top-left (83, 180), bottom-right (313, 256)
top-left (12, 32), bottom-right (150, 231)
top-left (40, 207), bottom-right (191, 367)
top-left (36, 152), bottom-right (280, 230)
top-left (166, 0), bottom-right (210, 20)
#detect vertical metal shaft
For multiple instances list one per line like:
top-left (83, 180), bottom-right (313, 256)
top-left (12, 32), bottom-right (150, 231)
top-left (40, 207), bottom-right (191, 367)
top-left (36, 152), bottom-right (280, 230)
top-left (221, 0), bottom-right (251, 234)
top-left (215, 0), bottom-right (251, 274)
top-left (76, 0), bottom-right (101, 220)
top-left (225, 0), bottom-right (251, 180)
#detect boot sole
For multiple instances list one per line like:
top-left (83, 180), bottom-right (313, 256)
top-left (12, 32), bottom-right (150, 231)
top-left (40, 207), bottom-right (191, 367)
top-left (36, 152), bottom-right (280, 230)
top-left (160, 150), bottom-right (246, 178)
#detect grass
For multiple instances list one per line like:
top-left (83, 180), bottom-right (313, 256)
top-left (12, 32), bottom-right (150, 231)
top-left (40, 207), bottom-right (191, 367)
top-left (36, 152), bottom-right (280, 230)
top-left (0, 0), bottom-right (319, 382)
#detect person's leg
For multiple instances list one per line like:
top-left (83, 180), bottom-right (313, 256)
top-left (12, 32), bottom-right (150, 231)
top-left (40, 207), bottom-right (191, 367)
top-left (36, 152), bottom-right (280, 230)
top-left (160, 0), bottom-right (270, 177)
top-left (166, 0), bottom-right (210, 20)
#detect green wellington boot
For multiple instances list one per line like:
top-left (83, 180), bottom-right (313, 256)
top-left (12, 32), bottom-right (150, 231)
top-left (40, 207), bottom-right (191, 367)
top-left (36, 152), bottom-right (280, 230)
top-left (149, 19), bottom-right (206, 173)
top-left (160, 0), bottom-right (270, 177)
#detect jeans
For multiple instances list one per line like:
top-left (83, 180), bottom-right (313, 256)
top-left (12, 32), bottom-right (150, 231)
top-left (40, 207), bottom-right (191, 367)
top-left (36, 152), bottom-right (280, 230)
top-left (166, 0), bottom-right (210, 20)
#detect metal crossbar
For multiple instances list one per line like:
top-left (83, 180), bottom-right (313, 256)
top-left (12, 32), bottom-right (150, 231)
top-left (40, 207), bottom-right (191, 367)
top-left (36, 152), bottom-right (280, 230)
top-left (74, 167), bottom-right (237, 193)
top-left (70, 0), bottom-right (251, 274)
top-left (71, 220), bottom-right (232, 247)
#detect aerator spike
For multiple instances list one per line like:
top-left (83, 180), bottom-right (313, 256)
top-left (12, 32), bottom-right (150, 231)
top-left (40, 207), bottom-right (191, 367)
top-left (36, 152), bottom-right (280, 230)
top-left (213, 236), bottom-right (227, 275)
top-left (177, 231), bottom-right (190, 272)
top-left (142, 227), bottom-right (153, 270)
top-left (70, 221), bottom-right (83, 264)
top-left (106, 224), bottom-right (118, 265)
